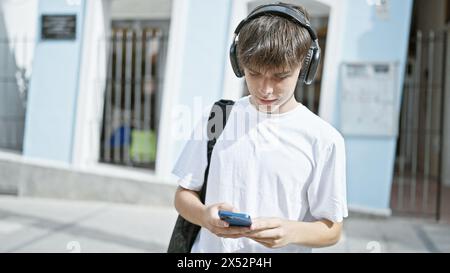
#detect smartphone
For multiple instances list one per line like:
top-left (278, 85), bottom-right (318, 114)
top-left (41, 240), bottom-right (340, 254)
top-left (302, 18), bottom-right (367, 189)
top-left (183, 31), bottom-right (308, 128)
top-left (218, 210), bottom-right (252, 227)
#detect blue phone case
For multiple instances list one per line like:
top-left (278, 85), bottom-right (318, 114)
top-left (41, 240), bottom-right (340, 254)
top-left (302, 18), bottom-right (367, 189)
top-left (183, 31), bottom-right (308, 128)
top-left (218, 210), bottom-right (252, 227)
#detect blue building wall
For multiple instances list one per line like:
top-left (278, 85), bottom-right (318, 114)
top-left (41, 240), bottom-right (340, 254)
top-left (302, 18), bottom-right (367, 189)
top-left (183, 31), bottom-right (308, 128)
top-left (23, 0), bottom-right (86, 163)
top-left (336, 0), bottom-right (414, 211)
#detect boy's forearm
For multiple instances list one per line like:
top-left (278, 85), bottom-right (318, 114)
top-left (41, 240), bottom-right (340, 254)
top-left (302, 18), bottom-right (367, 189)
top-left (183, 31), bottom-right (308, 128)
top-left (174, 186), bottom-right (207, 227)
top-left (286, 219), bottom-right (342, 248)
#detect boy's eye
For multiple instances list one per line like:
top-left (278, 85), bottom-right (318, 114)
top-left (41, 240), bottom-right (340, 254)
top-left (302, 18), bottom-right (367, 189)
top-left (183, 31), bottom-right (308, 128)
top-left (277, 75), bottom-right (290, 80)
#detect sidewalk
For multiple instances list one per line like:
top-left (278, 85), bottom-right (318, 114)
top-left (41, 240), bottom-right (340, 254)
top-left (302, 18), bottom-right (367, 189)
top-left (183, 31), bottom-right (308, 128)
top-left (0, 195), bottom-right (448, 253)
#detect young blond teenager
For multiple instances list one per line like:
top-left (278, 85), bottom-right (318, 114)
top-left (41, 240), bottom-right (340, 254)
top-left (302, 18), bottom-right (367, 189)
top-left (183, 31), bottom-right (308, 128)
top-left (171, 2), bottom-right (347, 253)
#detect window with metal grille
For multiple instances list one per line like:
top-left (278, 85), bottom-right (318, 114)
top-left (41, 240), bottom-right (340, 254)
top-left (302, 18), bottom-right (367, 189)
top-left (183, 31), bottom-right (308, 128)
top-left (99, 21), bottom-right (169, 170)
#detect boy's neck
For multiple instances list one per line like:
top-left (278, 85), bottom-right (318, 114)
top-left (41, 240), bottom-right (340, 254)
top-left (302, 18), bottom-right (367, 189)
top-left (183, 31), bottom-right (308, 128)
top-left (278, 94), bottom-right (300, 114)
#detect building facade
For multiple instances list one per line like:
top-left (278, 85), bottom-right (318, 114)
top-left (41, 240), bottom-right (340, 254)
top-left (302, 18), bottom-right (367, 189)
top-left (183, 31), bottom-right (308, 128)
top-left (0, 0), bottom-right (449, 220)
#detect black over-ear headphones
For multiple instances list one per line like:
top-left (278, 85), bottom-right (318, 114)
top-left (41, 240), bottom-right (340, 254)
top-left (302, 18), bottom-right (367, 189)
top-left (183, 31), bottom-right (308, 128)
top-left (229, 2), bottom-right (321, 85)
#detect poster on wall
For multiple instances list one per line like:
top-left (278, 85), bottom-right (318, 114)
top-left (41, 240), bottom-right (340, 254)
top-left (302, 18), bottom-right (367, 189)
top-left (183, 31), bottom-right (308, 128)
top-left (340, 62), bottom-right (399, 137)
top-left (41, 14), bottom-right (77, 40)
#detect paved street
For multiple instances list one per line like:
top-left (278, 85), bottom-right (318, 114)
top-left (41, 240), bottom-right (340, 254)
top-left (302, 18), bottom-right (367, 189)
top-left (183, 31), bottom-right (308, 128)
top-left (0, 195), bottom-right (449, 253)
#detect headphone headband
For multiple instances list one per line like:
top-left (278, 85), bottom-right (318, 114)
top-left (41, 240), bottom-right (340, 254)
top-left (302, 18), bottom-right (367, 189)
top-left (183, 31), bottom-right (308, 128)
top-left (235, 4), bottom-right (318, 41)
top-left (229, 3), bottom-right (321, 85)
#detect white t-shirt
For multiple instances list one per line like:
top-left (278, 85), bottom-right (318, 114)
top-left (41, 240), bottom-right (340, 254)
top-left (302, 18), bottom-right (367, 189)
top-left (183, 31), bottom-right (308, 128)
top-left (172, 95), bottom-right (348, 253)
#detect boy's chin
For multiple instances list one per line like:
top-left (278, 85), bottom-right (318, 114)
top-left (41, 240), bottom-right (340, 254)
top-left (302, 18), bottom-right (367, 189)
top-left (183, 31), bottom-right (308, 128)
top-left (255, 104), bottom-right (281, 114)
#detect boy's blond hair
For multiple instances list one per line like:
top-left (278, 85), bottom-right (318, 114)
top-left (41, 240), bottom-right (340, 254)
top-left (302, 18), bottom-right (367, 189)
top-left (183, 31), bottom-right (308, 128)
top-left (237, 4), bottom-right (312, 73)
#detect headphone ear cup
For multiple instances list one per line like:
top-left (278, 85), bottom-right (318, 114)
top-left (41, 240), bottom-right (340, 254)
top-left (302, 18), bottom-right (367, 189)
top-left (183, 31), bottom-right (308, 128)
top-left (229, 42), bottom-right (244, 78)
top-left (305, 46), bottom-right (320, 85)
top-left (299, 48), bottom-right (313, 84)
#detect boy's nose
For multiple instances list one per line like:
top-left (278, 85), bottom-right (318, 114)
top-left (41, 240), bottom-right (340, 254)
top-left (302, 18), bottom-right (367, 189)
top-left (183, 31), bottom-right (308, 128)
top-left (260, 88), bottom-right (274, 98)
top-left (260, 82), bottom-right (274, 96)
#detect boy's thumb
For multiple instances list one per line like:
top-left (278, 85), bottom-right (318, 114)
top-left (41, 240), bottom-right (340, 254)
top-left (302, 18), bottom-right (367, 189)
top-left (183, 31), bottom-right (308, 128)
top-left (218, 203), bottom-right (237, 212)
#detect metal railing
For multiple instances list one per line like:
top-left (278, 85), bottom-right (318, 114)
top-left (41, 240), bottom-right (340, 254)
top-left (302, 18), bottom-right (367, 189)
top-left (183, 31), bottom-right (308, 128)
top-left (99, 28), bottom-right (167, 170)
top-left (0, 37), bottom-right (32, 152)
top-left (391, 28), bottom-right (448, 220)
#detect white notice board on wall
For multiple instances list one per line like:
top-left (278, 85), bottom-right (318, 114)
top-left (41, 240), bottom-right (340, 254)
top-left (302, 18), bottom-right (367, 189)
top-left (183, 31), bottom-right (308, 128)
top-left (340, 62), bottom-right (399, 137)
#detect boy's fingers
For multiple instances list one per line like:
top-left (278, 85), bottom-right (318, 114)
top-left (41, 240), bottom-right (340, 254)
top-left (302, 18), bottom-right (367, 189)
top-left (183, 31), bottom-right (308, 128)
top-left (218, 233), bottom-right (246, 239)
top-left (253, 239), bottom-right (273, 248)
top-left (214, 219), bottom-right (229, 228)
top-left (250, 218), bottom-right (281, 231)
top-left (214, 226), bottom-right (250, 235)
top-left (228, 226), bottom-right (251, 234)
top-left (217, 203), bottom-right (236, 212)
top-left (246, 228), bottom-right (279, 240)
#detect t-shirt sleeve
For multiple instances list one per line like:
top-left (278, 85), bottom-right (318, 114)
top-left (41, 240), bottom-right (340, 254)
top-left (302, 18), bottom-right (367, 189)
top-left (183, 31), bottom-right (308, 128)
top-left (307, 135), bottom-right (348, 223)
top-left (171, 108), bottom-right (210, 191)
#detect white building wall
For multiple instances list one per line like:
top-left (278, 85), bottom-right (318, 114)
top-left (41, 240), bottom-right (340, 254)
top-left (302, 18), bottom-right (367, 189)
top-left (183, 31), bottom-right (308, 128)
top-left (0, 0), bottom-right (37, 152)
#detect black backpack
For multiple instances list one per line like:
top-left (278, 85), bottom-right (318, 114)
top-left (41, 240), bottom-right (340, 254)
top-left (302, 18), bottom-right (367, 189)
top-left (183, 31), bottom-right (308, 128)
top-left (167, 99), bottom-right (235, 253)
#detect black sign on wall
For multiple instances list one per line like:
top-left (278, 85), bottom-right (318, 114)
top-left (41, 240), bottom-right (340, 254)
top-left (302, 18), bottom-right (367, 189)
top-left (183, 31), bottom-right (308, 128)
top-left (41, 14), bottom-right (77, 40)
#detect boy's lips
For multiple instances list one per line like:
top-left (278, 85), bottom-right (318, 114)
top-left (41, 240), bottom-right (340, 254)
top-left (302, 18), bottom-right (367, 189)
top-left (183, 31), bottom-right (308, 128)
top-left (257, 97), bottom-right (278, 105)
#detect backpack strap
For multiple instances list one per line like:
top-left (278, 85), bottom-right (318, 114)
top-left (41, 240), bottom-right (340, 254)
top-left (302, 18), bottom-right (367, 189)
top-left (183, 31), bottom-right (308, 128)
top-left (199, 99), bottom-right (235, 203)
top-left (167, 99), bottom-right (235, 253)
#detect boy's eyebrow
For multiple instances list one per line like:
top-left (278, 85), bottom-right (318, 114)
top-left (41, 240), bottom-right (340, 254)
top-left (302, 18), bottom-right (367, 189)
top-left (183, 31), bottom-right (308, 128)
top-left (248, 69), bottom-right (291, 76)
top-left (274, 71), bottom-right (291, 76)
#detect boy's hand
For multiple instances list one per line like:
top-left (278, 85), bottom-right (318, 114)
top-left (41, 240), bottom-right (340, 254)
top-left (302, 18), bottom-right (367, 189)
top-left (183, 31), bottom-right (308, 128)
top-left (245, 217), bottom-right (294, 249)
top-left (201, 203), bottom-right (251, 239)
